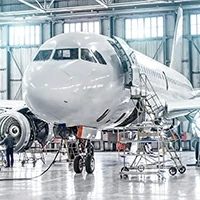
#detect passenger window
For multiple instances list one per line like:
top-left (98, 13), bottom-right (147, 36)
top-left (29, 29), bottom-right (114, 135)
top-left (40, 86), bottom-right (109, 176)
top-left (81, 49), bottom-right (96, 63)
top-left (92, 50), bottom-right (107, 65)
top-left (34, 50), bottom-right (52, 61)
top-left (53, 48), bottom-right (78, 60)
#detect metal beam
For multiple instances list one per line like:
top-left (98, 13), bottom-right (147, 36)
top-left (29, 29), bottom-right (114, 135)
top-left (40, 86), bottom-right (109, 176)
top-left (8, 50), bottom-right (23, 76)
top-left (153, 41), bottom-right (164, 60)
top-left (49, 0), bottom-right (55, 8)
top-left (44, 0), bottom-right (47, 9)
top-left (191, 39), bottom-right (200, 55)
top-left (95, 0), bottom-right (108, 8)
top-left (18, 0), bottom-right (45, 12)
top-left (35, 0), bottom-right (44, 9)
top-left (1, 1), bottom-right (200, 20)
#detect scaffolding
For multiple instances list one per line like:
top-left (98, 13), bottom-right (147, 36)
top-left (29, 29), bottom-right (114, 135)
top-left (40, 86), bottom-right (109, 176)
top-left (119, 73), bottom-right (186, 179)
top-left (19, 141), bottom-right (46, 167)
top-left (119, 125), bottom-right (186, 179)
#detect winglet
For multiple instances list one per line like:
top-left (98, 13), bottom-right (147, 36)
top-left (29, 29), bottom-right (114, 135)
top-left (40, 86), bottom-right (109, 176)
top-left (169, 7), bottom-right (183, 73)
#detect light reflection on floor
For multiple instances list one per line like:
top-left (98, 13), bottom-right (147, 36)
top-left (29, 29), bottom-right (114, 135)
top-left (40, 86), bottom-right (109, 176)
top-left (0, 151), bottom-right (199, 199)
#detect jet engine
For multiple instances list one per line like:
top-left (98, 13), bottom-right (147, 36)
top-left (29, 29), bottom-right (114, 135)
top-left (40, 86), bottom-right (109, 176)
top-left (0, 108), bottom-right (50, 153)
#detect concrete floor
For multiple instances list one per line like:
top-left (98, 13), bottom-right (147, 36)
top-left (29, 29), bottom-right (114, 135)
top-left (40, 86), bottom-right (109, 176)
top-left (0, 150), bottom-right (199, 200)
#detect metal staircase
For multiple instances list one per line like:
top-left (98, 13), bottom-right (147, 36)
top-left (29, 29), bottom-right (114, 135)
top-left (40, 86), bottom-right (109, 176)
top-left (131, 73), bottom-right (165, 124)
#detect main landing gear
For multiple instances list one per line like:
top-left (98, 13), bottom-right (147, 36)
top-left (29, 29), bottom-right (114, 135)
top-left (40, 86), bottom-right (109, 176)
top-left (73, 139), bottom-right (95, 174)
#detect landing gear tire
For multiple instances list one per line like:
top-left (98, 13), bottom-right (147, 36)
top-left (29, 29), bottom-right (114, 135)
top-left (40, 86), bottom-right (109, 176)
top-left (85, 154), bottom-right (95, 174)
top-left (178, 166), bottom-right (186, 174)
top-left (73, 155), bottom-right (84, 173)
top-left (169, 166), bottom-right (177, 176)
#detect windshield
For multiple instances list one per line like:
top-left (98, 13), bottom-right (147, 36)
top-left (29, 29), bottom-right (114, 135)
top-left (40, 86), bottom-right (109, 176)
top-left (53, 48), bottom-right (78, 60)
top-left (34, 50), bottom-right (53, 61)
top-left (92, 50), bottom-right (107, 65)
top-left (81, 48), bottom-right (96, 63)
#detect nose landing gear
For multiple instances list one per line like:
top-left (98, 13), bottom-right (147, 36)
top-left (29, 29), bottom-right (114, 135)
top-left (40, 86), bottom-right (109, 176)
top-left (73, 139), bottom-right (95, 174)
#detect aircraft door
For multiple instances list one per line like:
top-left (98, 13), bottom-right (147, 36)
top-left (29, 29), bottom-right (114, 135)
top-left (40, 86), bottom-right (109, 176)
top-left (112, 36), bottom-right (133, 88)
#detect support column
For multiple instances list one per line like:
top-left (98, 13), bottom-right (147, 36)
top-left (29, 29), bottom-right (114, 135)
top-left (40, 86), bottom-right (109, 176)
top-left (163, 13), bottom-right (169, 66)
top-left (109, 16), bottom-right (114, 37)
top-left (188, 13), bottom-right (193, 85)
top-left (6, 25), bottom-right (11, 100)
top-left (40, 24), bottom-right (44, 44)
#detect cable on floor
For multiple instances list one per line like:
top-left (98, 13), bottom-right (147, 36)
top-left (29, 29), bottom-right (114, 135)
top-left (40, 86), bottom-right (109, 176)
top-left (0, 140), bottom-right (63, 181)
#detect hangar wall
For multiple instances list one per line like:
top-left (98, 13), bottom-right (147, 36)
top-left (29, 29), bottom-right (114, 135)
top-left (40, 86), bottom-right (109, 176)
top-left (0, 7), bottom-right (200, 100)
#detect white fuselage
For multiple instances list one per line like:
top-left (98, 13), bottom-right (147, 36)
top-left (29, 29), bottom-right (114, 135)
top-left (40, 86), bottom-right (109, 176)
top-left (23, 32), bottom-right (193, 129)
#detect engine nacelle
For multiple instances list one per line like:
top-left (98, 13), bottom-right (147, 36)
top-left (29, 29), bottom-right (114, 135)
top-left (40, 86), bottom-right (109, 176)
top-left (0, 108), bottom-right (50, 153)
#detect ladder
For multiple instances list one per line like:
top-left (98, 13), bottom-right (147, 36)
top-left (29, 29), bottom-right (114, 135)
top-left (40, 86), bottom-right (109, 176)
top-left (131, 73), bottom-right (165, 124)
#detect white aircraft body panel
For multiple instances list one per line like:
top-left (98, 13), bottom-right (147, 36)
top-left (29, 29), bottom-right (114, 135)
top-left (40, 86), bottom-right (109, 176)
top-left (23, 32), bottom-right (135, 128)
top-left (20, 31), bottom-right (197, 130)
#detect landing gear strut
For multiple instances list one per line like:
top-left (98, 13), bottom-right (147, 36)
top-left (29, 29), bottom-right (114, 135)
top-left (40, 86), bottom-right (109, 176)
top-left (73, 139), bottom-right (95, 174)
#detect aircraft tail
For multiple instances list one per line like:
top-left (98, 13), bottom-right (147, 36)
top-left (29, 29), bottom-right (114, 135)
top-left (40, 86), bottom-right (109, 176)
top-left (169, 7), bottom-right (183, 73)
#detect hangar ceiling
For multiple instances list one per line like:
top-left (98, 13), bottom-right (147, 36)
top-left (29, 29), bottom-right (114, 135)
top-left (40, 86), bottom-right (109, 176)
top-left (0, 0), bottom-right (200, 23)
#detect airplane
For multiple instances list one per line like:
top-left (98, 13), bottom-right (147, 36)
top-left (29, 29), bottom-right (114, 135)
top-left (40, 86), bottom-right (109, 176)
top-left (0, 7), bottom-right (200, 173)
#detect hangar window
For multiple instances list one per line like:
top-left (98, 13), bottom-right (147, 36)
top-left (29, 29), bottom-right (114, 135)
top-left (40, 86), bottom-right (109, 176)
top-left (34, 50), bottom-right (52, 61)
top-left (9, 25), bottom-right (40, 46)
top-left (125, 16), bottom-right (163, 39)
top-left (190, 14), bottom-right (200, 35)
top-left (64, 23), bottom-right (81, 32)
top-left (64, 21), bottom-right (100, 34)
top-left (53, 48), bottom-right (78, 60)
top-left (81, 49), bottom-right (97, 63)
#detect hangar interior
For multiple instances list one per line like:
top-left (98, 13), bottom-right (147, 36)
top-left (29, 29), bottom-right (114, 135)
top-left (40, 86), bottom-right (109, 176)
top-left (0, 1), bottom-right (200, 199)
top-left (1, 0), bottom-right (200, 150)
top-left (0, 0), bottom-right (200, 99)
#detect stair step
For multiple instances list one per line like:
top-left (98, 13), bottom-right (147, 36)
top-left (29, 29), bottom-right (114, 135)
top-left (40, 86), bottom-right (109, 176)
top-left (130, 95), bottom-right (141, 100)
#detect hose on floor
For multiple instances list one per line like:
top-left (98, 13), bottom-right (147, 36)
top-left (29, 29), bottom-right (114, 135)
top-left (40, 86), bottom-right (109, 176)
top-left (0, 140), bottom-right (64, 181)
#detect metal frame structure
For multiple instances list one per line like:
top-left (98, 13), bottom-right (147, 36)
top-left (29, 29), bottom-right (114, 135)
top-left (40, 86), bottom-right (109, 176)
top-left (0, 0), bottom-right (200, 23)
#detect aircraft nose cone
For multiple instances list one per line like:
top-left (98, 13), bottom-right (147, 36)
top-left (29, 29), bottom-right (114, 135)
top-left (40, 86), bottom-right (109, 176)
top-left (23, 65), bottom-right (71, 122)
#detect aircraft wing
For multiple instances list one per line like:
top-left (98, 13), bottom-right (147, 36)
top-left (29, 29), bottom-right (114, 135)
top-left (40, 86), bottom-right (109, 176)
top-left (166, 98), bottom-right (200, 119)
top-left (0, 100), bottom-right (26, 111)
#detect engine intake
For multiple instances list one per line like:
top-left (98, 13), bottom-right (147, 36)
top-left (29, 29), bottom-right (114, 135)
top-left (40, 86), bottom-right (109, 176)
top-left (0, 109), bottom-right (50, 153)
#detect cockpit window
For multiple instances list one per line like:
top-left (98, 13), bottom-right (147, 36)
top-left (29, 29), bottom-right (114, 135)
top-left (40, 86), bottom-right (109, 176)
top-left (53, 48), bottom-right (78, 60)
top-left (34, 50), bottom-right (52, 61)
top-left (92, 50), bottom-right (107, 65)
top-left (81, 48), bottom-right (97, 63)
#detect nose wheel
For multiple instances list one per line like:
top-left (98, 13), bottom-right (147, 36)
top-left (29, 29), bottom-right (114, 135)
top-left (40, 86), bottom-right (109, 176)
top-left (73, 155), bottom-right (84, 173)
top-left (85, 154), bottom-right (95, 173)
top-left (73, 154), bottom-right (95, 174)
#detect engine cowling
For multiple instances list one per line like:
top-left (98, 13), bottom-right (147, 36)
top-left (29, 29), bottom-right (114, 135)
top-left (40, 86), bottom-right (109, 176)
top-left (0, 108), bottom-right (50, 153)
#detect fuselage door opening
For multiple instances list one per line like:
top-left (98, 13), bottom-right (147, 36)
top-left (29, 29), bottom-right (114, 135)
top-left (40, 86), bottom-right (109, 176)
top-left (109, 36), bottom-right (134, 88)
